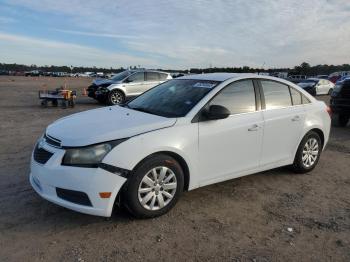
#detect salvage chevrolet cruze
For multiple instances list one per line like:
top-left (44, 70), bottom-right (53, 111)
top-left (30, 73), bottom-right (331, 218)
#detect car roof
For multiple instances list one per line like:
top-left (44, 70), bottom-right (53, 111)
top-left (177, 73), bottom-right (259, 82)
top-left (129, 69), bottom-right (169, 74)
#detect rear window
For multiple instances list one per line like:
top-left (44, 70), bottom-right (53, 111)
top-left (301, 94), bottom-right (311, 104)
top-left (159, 73), bottom-right (168, 81)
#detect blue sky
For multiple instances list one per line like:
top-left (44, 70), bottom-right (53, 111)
top-left (0, 0), bottom-right (349, 69)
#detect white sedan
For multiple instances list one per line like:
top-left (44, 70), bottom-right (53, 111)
top-left (30, 73), bottom-right (331, 218)
top-left (298, 78), bottom-right (335, 96)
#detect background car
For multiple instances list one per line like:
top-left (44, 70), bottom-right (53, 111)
top-left (297, 78), bottom-right (334, 96)
top-left (330, 78), bottom-right (350, 127)
top-left (88, 69), bottom-right (172, 105)
top-left (25, 70), bottom-right (43, 77)
top-left (317, 75), bottom-right (329, 79)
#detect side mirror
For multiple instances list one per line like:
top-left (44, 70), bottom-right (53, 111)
top-left (202, 105), bottom-right (230, 121)
top-left (124, 78), bottom-right (132, 83)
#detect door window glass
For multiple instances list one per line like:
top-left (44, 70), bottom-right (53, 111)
top-left (210, 80), bottom-right (256, 114)
top-left (127, 72), bottom-right (144, 83)
top-left (146, 72), bottom-right (159, 81)
top-left (261, 80), bottom-right (292, 109)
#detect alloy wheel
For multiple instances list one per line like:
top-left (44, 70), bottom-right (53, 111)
top-left (110, 91), bottom-right (123, 104)
top-left (138, 166), bottom-right (177, 211)
top-left (302, 138), bottom-right (319, 168)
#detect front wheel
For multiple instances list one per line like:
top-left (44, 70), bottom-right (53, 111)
top-left (107, 90), bottom-right (125, 105)
top-left (328, 88), bottom-right (333, 95)
top-left (122, 154), bottom-right (184, 218)
top-left (291, 131), bottom-right (322, 173)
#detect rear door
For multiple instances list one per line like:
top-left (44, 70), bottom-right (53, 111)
top-left (144, 72), bottom-right (162, 92)
top-left (259, 80), bottom-right (305, 166)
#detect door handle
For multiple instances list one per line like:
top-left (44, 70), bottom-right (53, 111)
top-left (291, 115), bottom-right (300, 121)
top-left (248, 124), bottom-right (260, 131)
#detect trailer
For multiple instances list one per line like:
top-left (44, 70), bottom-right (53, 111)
top-left (39, 88), bottom-right (76, 108)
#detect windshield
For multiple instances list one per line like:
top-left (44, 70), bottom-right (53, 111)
top-left (127, 79), bottom-right (220, 117)
top-left (110, 71), bottom-right (133, 81)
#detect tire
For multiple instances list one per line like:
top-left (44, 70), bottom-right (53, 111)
top-left (107, 89), bottom-right (125, 105)
top-left (69, 98), bottom-right (75, 108)
top-left (41, 100), bottom-right (48, 107)
top-left (122, 154), bottom-right (184, 218)
top-left (291, 131), bottom-right (322, 173)
top-left (338, 114), bottom-right (349, 127)
top-left (328, 88), bottom-right (333, 95)
top-left (52, 99), bottom-right (58, 107)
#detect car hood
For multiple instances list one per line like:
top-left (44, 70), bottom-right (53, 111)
top-left (92, 78), bottom-right (121, 86)
top-left (46, 106), bottom-right (176, 147)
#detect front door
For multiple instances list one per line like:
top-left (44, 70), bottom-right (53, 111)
top-left (198, 79), bottom-right (264, 185)
top-left (124, 72), bottom-right (145, 96)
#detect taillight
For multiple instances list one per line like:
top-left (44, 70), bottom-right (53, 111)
top-left (326, 106), bottom-right (332, 117)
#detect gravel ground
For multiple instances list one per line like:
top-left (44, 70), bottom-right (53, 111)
top-left (0, 76), bottom-right (349, 262)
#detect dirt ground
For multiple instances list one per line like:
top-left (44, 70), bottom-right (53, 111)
top-left (0, 76), bottom-right (349, 262)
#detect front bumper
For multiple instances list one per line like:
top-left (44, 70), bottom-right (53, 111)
top-left (29, 142), bottom-right (127, 217)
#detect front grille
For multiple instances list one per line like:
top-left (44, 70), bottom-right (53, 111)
top-left (33, 144), bottom-right (54, 164)
top-left (44, 134), bottom-right (61, 148)
top-left (56, 188), bottom-right (92, 206)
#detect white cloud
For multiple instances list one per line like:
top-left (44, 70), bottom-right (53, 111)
top-left (54, 29), bottom-right (139, 40)
top-left (0, 32), bottom-right (157, 67)
top-left (3, 0), bottom-right (350, 68)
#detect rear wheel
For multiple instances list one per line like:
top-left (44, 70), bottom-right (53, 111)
top-left (123, 154), bottom-right (184, 218)
top-left (291, 131), bottom-right (322, 173)
top-left (108, 90), bottom-right (125, 105)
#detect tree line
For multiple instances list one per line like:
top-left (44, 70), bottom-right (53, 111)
top-left (1, 62), bottom-right (350, 76)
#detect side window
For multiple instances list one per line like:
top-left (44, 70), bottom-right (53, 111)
top-left (290, 87), bottom-right (302, 105)
top-left (145, 72), bottom-right (159, 81)
top-left (210, 80), bottom-right (256, 114)
top-left (127, 72), bottom-right (144, 83)
top-left (159, 73), bottom-right (168, 81)
top-left (261, 80), bottom-right (292, 109)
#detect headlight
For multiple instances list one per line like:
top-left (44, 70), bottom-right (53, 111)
top-left (62, 139), bottom-right (127, 167)
top-left (98, 86), bottom-right (110, 92)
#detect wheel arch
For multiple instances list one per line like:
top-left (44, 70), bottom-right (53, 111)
top-left (308, 128), bottom-right (325, 148)
top-left (109, 87), bottom-right (126, 97)
top-left (132, 151), bottom-right (190, 191)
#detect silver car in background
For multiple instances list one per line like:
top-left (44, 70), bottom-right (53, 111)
top-left (90, 70), bottom-right (172, 105)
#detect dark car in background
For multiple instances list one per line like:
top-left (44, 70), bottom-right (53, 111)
top-left (330, 78), bottom-right (350, 127)
top-left (0, 70), bottom-right (9, 75)
top-left (25, 70), bottom-right (43, 77)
